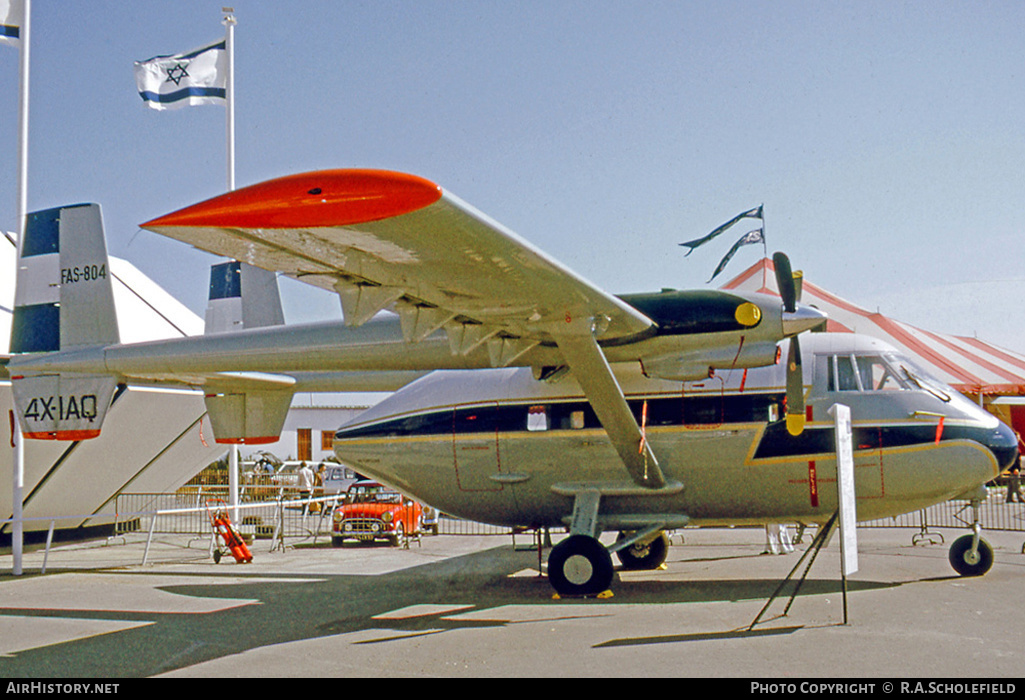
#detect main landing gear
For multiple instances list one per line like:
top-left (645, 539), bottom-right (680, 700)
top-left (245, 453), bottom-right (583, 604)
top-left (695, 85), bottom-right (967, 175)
top-left (948, 488), bottom-right (994, 577)
top-left (545, 485), bottom-right (684, 597)
top-left (547, 529), bottom-right (673, 596)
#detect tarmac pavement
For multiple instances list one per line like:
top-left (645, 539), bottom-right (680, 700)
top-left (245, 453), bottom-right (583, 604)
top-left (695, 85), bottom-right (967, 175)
top-left (0, 526), bottom-right (1023, 679)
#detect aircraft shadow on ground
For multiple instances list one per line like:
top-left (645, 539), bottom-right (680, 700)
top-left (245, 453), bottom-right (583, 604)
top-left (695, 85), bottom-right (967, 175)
top-left (0, 544), bottom-right (901, 677)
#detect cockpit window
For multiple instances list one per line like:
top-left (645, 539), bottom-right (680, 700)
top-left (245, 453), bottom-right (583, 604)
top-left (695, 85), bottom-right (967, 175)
top-left (896, 359), bottom-right (952, 402)
top-left (825, 353), bottom-right (910, 392)
top-left (857, 356), bottom-right (908, 391)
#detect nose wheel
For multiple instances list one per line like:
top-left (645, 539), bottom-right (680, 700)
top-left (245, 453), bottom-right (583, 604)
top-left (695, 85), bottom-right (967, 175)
top-left (949, 533), bottom-right (994, 577)
top-left (948, 493), bottom-right (994, 577)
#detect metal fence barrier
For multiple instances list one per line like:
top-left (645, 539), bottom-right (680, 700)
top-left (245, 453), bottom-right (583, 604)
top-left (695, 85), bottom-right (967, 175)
top-left (120, 484), bottom-right (1024, 540)
top-left (114, 487), bottom-right (516, 541)
top-left (859, 486), bottom-right (1025, 533)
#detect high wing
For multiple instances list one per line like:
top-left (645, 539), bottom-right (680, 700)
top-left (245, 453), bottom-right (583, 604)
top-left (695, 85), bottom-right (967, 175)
top-left (142, 169), bottom-right (664, 485)
top-left (143, 170), bottom-right (654, 350)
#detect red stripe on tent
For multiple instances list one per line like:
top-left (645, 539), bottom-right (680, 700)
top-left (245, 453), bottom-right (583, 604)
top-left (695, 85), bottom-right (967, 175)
top-left (864, 313), bottom-right (984, 387)
top-left (917, 327), bottom-right (1025, 386)
top-left (958, 335), bottom-right (1025, 374)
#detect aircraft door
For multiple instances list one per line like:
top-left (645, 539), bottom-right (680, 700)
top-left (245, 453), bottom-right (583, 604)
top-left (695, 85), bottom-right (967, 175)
top-left (852, 426), bottom-right (885, 500)
top-left (451, 402), bottom-right (503, 492)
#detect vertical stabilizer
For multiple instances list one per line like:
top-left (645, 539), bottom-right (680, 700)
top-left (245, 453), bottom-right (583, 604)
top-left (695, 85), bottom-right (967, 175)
top-left (9, 203), bottom-right (120, 440)
top-left (10, 203), bottom-right (119, 353)
top-left (204, 260), bottom-right (285, 334)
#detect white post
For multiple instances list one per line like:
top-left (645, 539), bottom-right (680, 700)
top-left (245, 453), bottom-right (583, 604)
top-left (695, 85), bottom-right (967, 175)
top-left (229, 444), bottom-right (240, 524)
top-left (11, 0), bottom-right (31, 578)
top-left (829, 402), bottom-right (858, 625)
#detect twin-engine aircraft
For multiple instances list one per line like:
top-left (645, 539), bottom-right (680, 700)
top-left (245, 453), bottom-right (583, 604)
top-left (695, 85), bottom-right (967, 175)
top-left (5, 170), bottom-right (1016, 595)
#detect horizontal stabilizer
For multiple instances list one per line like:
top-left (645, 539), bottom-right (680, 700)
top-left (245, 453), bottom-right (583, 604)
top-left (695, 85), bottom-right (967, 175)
top-left (203, 388), bottom-right (294, 444)
top-left (11, 373), bottom-right (118, 440)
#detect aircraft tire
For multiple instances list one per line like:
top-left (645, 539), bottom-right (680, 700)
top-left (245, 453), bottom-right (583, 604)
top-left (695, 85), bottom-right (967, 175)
top-left (547, 535), bottom-right (614, 597)
top-left (948, 534), bottom-right (994, 577)
top-left (615, 531), bottom-right (669, 570)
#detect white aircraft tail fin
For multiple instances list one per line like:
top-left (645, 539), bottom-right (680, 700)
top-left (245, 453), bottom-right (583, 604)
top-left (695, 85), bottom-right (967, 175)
top-left (204, 260), bottom-right (284, 334)
top-left (9, 203), bottom-right (121, 440)
top-left (10, 203), bottom-right (119, 353)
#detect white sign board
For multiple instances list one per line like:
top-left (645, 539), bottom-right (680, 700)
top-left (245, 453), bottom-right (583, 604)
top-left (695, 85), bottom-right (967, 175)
top-left (829, 403), bottom-right (859, 576)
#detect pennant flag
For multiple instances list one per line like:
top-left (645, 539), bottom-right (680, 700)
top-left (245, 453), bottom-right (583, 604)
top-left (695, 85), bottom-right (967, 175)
top-left (708, 228), bottom-right (764, 282)
top-left (680, 205), bottom-right (763, 256)
top-left (134, 40), bottom-right (227, 110)
top-left (0, 0), bottom-right (23, 47)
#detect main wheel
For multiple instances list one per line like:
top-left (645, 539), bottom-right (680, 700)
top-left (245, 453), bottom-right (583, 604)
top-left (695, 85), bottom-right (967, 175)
top-left (615, 531), bottom-right (670, 570)
top-left (547, 535), bottom-right (614, 597)
top-left (949, 534), bottom-right (994, 577)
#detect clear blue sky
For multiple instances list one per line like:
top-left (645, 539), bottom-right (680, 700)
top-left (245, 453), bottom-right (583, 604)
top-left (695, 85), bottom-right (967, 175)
top-left (2, 1), bottom-right (1024, 349)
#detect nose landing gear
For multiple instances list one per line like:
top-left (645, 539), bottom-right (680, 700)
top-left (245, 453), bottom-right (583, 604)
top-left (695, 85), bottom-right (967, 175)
top-left (948, 489), bottom-right (994, 577)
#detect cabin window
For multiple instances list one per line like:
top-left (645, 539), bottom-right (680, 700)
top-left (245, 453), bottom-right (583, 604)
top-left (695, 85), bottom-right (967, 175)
top-left (527, 405), bottom-right (549, 431)
top-left (569, 410), bottom-right (585, 430)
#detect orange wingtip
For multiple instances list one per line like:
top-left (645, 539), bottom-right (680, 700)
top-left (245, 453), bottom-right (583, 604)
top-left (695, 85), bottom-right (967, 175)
top-left (24, 430), bottom-right (102, 441)
top-left (142, 169), bottom-right (443, 230)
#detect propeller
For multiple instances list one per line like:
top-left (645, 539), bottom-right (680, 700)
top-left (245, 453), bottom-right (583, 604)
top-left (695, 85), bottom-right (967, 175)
top-left (773, 252), bottom-right (806, 436)
top-left (773, 252), bottom-right (797, 313)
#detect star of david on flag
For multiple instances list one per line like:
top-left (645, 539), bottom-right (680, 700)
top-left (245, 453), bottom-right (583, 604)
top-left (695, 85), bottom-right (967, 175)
top-left (134, 40), bottom-right (226, 110)
top-left (0, 0), bottom-right (24, 47)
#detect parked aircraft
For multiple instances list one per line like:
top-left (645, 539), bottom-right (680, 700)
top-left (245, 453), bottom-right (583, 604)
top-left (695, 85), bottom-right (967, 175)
top-left (4, 170), bottom-right (1015, 594)
top-left (331, 332), bottom-right (1015, 593)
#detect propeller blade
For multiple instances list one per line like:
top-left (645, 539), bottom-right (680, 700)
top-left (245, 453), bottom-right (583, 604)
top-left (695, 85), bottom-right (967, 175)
top-left (785, 335), bottom-right (806, 436)
top-left (773, 252), bottom-right (797, 313)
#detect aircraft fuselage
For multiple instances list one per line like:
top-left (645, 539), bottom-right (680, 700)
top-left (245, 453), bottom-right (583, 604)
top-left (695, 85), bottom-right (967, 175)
top-left (332, 334), bottom-right (1015, 530)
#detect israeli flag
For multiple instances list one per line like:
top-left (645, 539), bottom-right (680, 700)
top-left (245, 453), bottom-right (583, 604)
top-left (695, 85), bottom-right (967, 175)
top-left (134, 40), bottom-right (227, 110)
top-left (0, 0), bottom-right (23, 47)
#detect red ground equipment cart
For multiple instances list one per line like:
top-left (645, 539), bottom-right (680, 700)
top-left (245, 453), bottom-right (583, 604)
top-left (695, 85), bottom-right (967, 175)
top-left (207, 499), bottom-right (253, 563)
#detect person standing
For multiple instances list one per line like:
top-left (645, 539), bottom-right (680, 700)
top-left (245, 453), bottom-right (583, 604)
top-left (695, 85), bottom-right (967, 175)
top-left (1007, 456), bottom-right (1023, 503)
top-left (298, 461), bottom-right (315, 503)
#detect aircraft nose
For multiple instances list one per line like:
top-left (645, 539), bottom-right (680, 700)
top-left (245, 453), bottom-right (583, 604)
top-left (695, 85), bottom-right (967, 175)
top-left (781, 304), bottom-right (828, 337)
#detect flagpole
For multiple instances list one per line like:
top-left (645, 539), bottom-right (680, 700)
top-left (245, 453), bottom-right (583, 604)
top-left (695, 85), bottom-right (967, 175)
top-left (761, 203), bottom-right (767, 291)
top-left (12, 0), bottom-right (31, 577)
top-left (223, 7), bottom-right (236, 192)
top-left (221, 7), bottom-right (241, 523)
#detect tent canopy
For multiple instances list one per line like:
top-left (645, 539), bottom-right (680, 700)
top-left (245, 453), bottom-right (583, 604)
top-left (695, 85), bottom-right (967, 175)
top-left (722, 257), bottom-right (1025, 397)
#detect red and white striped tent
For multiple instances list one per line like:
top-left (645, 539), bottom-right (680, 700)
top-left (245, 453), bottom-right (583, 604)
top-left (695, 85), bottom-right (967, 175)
top-left (721, 257), bottom-right (1025, 437)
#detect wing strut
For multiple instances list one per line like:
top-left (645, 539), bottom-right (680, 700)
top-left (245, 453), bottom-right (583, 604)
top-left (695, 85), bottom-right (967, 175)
top-left (553, 320), bottom-right (666, 489)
